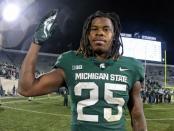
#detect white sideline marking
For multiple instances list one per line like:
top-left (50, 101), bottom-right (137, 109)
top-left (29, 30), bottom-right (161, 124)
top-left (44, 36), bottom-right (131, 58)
top-left (1, 105), bottom-right (70, 117)
top-left (1, 96), bottom-right (174, 121)
top-left (127, 118), bottom-right (174, 121)
top-left (147, 118), bottom-right (174, 121)
top-left (1, 96), bottom-right (59, 104)
top-left (145, 107), bottom-right (174, 110)
top-left (1, 105), bottom-right (174, 121)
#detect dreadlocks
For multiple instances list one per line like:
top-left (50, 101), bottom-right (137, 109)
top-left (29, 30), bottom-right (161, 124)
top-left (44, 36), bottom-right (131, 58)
top-left (77, 10), bottom-right (123, 60)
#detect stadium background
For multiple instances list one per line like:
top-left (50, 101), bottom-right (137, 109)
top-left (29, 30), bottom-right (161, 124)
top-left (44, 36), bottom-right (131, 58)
top-left (0, 0), bottom-right (174, 131)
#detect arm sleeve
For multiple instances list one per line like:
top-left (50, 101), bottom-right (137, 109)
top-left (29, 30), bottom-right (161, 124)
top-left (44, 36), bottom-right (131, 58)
top-left (134, 60), bottom-right (145, 83)
top-left (52, 51), bottom-right (73, 86)
top-left (53, 51), bottom-right (72, 70)
top-left (53, 54), bottom-right (65, 69)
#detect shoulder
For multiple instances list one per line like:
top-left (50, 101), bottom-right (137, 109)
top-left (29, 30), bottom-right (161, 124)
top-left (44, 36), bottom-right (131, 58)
top-left (121, 56), bottom-right (145, 83)
top-left (55, 50), bottom-right (77, 61)
top-left (119, 56), bottom-right (144, 78)
top-left (120, 56), bottom-right (141, 63)
top-left (54, 51), bottom-right (75, 67)
top-left (58, 50), bottom-right (76, 57)
top-left (119, 56), bottom-right (143, 68)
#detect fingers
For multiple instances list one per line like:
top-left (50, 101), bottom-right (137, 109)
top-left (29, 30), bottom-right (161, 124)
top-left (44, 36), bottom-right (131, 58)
top-left (33, 9), bottom-right (59, 45)
top-left (40, 9), bottom-right (59, 24)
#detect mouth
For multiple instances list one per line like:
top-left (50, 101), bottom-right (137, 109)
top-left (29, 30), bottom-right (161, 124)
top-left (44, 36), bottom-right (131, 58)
top-left (93, 39), bottom-right (106, 45)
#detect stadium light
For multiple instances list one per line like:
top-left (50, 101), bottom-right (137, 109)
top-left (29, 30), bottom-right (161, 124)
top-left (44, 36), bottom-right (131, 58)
top-left (2, 3), bottom-right (21, 22)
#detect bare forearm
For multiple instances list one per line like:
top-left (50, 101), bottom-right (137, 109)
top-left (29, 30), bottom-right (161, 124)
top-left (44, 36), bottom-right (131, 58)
top-left (130, 82), bottom-right (147, 131)
top-left (18, 43), bottom-right (41, 94)
top-left (132, 113), bottom-right (147, 131)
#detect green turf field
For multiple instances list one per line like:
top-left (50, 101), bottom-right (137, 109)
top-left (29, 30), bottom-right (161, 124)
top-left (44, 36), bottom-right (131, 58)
top-left (0, 95), bottom-right (174, 131)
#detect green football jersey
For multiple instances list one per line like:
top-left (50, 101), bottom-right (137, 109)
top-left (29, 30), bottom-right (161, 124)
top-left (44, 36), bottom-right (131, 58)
top-left (54, 51), bottom-right (144, 131)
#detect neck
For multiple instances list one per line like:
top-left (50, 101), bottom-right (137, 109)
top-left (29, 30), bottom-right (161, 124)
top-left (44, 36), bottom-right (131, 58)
top-left (95, 53), bottom-right (109, 61)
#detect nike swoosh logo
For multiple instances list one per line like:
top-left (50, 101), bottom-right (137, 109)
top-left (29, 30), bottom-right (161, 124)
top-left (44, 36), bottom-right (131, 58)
top-left (119, 67), bottom-right (129, 71)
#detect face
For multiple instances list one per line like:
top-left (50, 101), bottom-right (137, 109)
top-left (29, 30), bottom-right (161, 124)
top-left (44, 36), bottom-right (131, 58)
top-left (88, 17), bottom-right (114, 56)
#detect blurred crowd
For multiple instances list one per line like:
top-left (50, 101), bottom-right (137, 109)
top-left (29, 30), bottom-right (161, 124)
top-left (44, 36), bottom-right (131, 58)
top-left (141, 77), bottom-right (174, 104)
top-left (0, 62), bottom-right (19, 80)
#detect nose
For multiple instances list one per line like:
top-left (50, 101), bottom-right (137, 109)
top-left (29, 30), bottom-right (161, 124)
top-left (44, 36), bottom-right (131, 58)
top-left (95, 28), bottom-right (104, 36)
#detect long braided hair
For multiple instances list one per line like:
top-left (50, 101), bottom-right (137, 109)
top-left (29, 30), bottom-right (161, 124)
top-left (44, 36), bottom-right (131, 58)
top-left (77, 10), bottom-right (123, 60)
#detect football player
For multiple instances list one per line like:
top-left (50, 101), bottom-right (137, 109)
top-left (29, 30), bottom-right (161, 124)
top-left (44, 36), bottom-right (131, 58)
top-left (18, 10), bottom-right (147, 131)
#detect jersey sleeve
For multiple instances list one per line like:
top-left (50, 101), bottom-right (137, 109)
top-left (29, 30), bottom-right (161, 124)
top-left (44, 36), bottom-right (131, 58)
top-left (53, 54), bottom-right (66, 69)
top-left (134, 59), bottom-right (144, 83)
top-left (53, 51), bottom-right (74, 85)
top-left (53, 51), bottom-right (72, 70)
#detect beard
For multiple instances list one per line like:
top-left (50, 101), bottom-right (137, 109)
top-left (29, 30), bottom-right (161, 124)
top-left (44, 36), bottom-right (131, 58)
top-left (93, 46), bottom-right (112, 57)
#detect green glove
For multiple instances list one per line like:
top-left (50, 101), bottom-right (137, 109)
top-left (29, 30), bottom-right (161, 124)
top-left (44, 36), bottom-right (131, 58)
top-left (33, 9), bottom-right (58, 45)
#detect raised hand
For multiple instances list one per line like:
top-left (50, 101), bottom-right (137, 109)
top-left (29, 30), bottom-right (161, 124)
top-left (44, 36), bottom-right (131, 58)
top-left (33, 9), bottom-right (58, 45)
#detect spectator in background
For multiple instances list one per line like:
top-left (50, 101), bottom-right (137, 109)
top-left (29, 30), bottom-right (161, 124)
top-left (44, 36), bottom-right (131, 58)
top-left (155, 91), bottom-right (159, 104)
top-left (0, 86), bottom-right (3, 96)
top-left (63, 89), bottom-right (68, 106)
top-left (0, 84), bottom-right (3, 106)
top-left (0, 80), bottom-right (3, 96)
top-left (12, 85), bottom-right (16, 96)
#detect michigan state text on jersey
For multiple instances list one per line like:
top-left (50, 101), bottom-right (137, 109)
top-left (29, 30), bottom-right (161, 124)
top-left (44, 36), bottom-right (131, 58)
top-left (54, 51), bottom-right (144, 131)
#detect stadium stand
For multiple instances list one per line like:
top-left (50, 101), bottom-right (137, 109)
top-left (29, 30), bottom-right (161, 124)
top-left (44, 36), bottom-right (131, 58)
top-left (145, 63), bottom-right (174, 87)
top-left (0, 49), bottom-right (57, 95)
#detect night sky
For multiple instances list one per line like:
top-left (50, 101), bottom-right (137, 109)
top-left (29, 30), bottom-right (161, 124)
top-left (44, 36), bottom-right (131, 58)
top-left (0, 0), bottom-right (173, 64)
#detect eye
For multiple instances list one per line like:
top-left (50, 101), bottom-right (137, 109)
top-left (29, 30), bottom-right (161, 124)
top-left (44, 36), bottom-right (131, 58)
top-left (103, 28), bottom-right (111, 32)
top-left (104, 28), bottom-right (109, 32)
top-left (90, 28), bottom-right (97, 31)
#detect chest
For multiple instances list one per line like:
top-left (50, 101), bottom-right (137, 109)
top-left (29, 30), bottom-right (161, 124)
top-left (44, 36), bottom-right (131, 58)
top-left (67, 60), bottom-right (134, 102)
